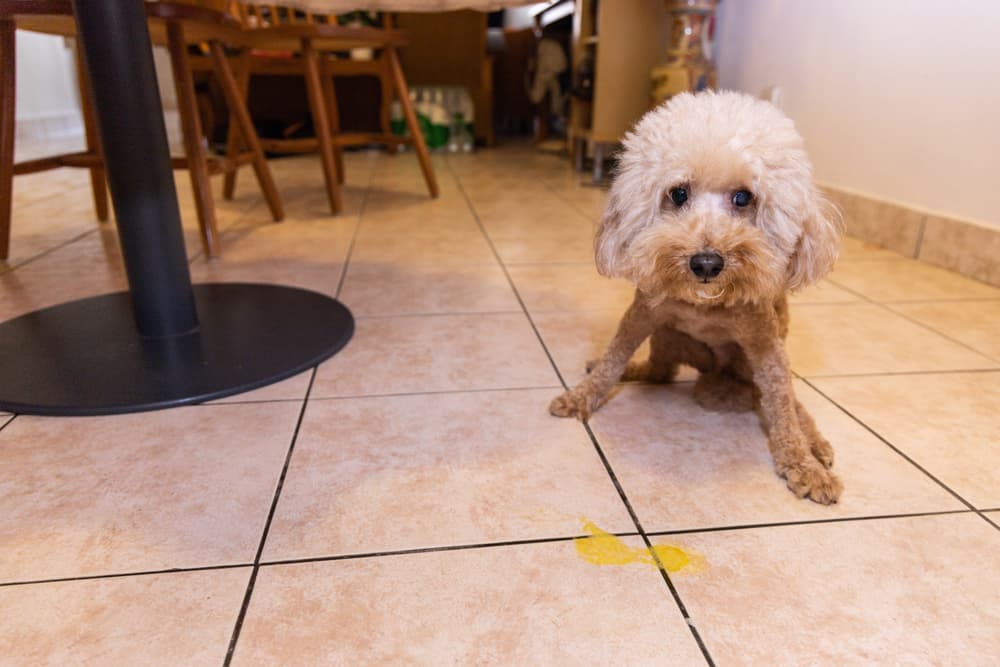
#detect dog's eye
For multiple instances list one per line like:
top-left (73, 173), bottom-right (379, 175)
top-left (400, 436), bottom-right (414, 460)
top-left (732, 190), bottom-right (754, 207)
top-left (668, 187), bottom-right (688, 207)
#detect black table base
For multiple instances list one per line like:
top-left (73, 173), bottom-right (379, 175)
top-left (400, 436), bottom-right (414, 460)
top-left (0, 284), bottom-right (353, 416)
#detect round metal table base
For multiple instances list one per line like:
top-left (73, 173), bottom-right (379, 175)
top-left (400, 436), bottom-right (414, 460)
top-left (0, 284), bottom-right (353, 416)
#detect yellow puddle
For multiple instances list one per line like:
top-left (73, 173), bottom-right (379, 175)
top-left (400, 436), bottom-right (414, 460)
top-left (574, 520), bottom-right (705, 574)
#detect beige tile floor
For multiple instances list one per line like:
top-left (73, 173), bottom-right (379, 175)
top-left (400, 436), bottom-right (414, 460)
top-left (2, 142), bottom-right (999, 666)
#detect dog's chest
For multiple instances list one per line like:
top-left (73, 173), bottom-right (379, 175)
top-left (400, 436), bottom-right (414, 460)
top-left (660, 302), bottom-right (742, 347)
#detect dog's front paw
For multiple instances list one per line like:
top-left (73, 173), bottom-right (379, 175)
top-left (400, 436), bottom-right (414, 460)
top-left (784, 462), bottom-right (843, 505)
top-left (549, 389), bottom-right (596, 421)
top-left (810, 435), bottom-right (835, 469)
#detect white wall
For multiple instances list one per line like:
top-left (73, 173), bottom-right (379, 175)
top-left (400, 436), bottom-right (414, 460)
top-left (14, 32), bottom-right (82, 141)
top-left (14, 31), bottom-right (177, 145)
top-left (715, 0), bottom-right (1000, 227)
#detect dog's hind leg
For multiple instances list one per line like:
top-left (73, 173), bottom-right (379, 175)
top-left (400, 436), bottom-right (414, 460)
top-left (693, 343), bottom-right (755, 413)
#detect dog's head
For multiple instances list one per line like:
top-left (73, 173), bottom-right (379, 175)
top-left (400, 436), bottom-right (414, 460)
top-left (595, 91), bottom-right (840, 307)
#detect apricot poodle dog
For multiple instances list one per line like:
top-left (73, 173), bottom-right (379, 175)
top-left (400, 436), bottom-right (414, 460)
top-left (550, 91), bottom-right (843, 504)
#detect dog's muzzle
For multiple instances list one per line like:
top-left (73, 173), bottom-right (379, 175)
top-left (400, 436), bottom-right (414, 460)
top-left (689, 252), bottom-right (724, 280)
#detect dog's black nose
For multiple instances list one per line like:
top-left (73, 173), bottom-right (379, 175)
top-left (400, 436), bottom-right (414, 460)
top-left (689, 252), bottom-right (725, 279)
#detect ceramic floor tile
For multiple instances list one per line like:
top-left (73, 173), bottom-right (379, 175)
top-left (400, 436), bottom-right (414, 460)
top-left (827, 257), bottom-right (1000, 302)
top-left (349, 227), bottom-right (497, 267)
top-left (0, 402), bottom-right (300, 582)
top-left (670, 514), bottom-right (1000, 666)
top-left (310, 313), bottom-right (559, 398)
top-left (588, 381), bottom-right (961, 531)
top-left (490, 225), bottom-right (597, 265)
top-left (0, 568), bottom-right (250, 666)
top-left (889, 300), bottom-right (1000, 361)
top-left (837, 235), bottom-right (905, 260)
top-left (787, 279), bottom-right (863, 304)
top-left (509, 264), bottom-right (636, 313)
top-left (787, 303), bottom-right (996, 376)
top-left (264, 389), bottom-right (635, 560)
top-left (339, 261), bottom-right (520, 317)
top-left (235, 541), bottom-right (706, 666)
top-left (3, 191), bottom-right (108, 269)
top-left (0, 230), bottom-right (128, 321)
top-left (190, 257), bottom-right (344, 297)
top-left (213, 218), bottom-right (356, 264)
top-left (813, 371), bottom-right (1000, 508)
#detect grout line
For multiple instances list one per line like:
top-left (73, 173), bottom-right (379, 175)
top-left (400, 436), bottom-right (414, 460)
top-left (354, 309), bottom-right (526, 320)
top-left (0, 562), bottom-right (251, 589)
top-left (799, 377), bottom-right (998, 533)
top-left (307, 385), bottom-right (564, 402)
top-left (451, 155), bottom-right (714, 666)
top-left (3, 509), bottom-right (985, 590)
top-left (794, 368), bottom-right (1000, 380)
top-left (647, 509), bottom-right (976, 537)
top-left (259, 533), bottom-right (641, 569)
top-left (333, 153), bottom-right (380, 299)
top-left (201, 398), bottom-right (306, 407)
top-left (223, 366), bottom-right (318, 666)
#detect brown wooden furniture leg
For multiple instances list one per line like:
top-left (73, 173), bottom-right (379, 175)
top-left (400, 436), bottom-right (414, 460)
top-left (0, 19), bottom-right (15, 261)
top-left (75, 39), bottom-right (108, 222)
top-left (301, 38), bottom-right (342, 214)
top-left (386, 45), bottom-right (438, 198)
top-left (222, 49), bottom-right (251, 201)
top-left (166, 20), bottom-right (220, 258)
top-left (208, 41), bottom-right (283, 222)
top-left (378, 54), bottom-right (394, 155)
top-left (319, 58), bottom-right (345, 185)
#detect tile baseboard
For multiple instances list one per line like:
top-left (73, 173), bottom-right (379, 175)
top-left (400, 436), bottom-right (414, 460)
top-left (821, 185), bottom-right (1000, 287)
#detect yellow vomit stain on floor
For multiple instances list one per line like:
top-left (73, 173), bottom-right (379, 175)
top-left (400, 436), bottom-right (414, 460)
top-left (574, 520), bottom-right (705, 574)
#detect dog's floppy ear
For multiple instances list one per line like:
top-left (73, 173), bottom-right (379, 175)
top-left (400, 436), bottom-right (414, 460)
top-left (785, 192), bottom-right (842, 291)
top-left (594, 206), bottom-right (623, 277)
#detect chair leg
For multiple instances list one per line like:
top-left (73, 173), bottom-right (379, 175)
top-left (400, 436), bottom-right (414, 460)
top-left (385, 45), bottom-right (438, 198)
top-left (301, 38), bottom-right (342, 215)
top-left (208, 41), bottom-right (283, 222)
top-left (379, 54), bottom-right (396, 157)
top-left (222, 49), bottom-right (251, 201)
top-left (74, 41), bottom-right (109, 223)
top-left (167, 20), bottom-right (220, 258)
top-left (0, 20), bottom-right (15, 261)
top-left (319, 58), bottom-right (344, 185)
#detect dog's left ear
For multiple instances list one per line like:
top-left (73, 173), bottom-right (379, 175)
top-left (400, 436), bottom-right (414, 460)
top-left (785, 192), bottom-right (842, 291)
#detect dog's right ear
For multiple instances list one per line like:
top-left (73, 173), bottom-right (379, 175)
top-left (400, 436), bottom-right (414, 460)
top-left (594, 207), bottom-right (623, 277)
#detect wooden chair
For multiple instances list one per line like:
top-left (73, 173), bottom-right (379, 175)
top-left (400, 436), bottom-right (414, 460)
top-left (0, 0), bottom-right (283, 260)
top-left (224, 4), bottom-right (438, 215)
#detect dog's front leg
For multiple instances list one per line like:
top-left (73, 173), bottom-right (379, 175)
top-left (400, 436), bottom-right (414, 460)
top-left (549, 297), bottom-right (655, 420)
top-left (744, 337), bottom-right (843, 504)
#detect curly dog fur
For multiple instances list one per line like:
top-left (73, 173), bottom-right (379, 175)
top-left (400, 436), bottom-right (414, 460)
top-left (550, 91), bottom-right (843, 504)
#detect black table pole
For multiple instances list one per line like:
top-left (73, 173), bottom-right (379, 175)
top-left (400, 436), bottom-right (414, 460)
top-left (72, 0), bottom-right (197, 337)
top-left (0, 0), bottom-right (354, 416)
